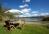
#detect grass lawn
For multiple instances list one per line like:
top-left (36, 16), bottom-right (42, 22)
top-left (0, 24), bottom-right (49, 34)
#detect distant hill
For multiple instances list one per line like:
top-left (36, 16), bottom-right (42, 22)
top-left (16, 16), bottom-right (49, 21)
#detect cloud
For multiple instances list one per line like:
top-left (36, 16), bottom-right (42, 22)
top-left (32, 14), bottom-right (39, 16)
top-left (32, 11), bottom-right (39, 14)
top-left (7, 8), bottom-right (31, 17)
top-left (8, 8), bottom-right (31, 13)
top-left (24, 13), bottom-right (31, 16)
top-left (21, 8), bottom-right (31, 13)
top-left (8, 9), bottom-right (20, 12)
top-left (19, 5), bottom-right (24, 8)
top-left (40, 13), bottom-right (49, 16)
top-left (19, 12), bottom-right (31, 17)
top-left (19, 15), bottom-right (25, 17)
top-left (7, 9), bottom-right (49, 17)
top-left (19, 4), bottom-right (29, 8)
top-left (23, 0), bottom-right (30, 2)
top-left (25, 0), bottom-right (30, 2)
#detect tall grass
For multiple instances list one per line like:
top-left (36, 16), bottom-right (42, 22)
top-left (0, 24), bottom-right (49, 34)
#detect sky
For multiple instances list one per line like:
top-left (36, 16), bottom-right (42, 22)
top-left (1, 0), bottom-right (49, 17)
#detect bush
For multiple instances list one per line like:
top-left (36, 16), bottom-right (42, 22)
top-left (42, 17), bottom-right (49, 21)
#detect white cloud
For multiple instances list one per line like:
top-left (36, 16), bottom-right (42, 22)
top-left (21, 8), bottom-right (31, 13)
top-left (19, 15), bottom-right (25, 17)
top-left (33, 14), bottom-right (38, 16)
top-left (8, 9), bottom-right (20, 12)
top-left (20, 8), bottom-right (31, 17)
top-left (24, 4), bottom-right (29, 7)
top-left (19, 13), bottom-right (31, 17)
top-left (32, 14), bottom-right (39, 16)
top-left (32, 12), bottom-right (49, 16)
top-left (23, 0), bottom-right (30, 2)
top-left (8, 8), bottom-right (31, 13)
top-left (32, 11), bottom-right (39, 13)
top-left (19, 4), bottom-right (29, 8)
top-left (8, 9), bottom-right (23, 14)
top-left (19, 5), bottom-right (24, 8)
top-left (7, 9), bottom-right (49, 17)
top-left (25, 0), bottom-right (30, 2)
top-left (40, 13), bottom-right (49, 16)
top-left (24, 13), bottom-right (31, 16)
top-left (7, 8), bottom-right (31, 17)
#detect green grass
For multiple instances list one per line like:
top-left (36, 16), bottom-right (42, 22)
top-left (0, 24), bottom-right (49, 34)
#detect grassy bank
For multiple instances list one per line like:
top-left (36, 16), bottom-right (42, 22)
top-left (0, 24), bottom-right (49, 34)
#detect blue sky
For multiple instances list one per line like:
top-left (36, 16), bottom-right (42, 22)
top-left (2, 0), bottom-right (49, 17)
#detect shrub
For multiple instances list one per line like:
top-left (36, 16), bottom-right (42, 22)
top-left (42, 17), bottom-right (49, 21)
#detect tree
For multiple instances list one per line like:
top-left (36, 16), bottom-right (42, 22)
top-left (0, 4), bottom-right (16, 21)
